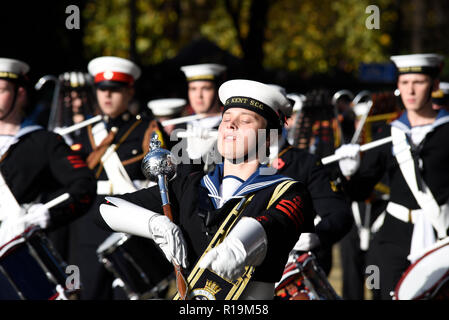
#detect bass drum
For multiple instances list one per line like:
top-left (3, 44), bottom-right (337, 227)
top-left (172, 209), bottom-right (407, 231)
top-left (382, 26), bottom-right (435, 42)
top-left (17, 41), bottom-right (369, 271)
top-left (394, 238), bottom-right (449, 300)
top-left (97, 232), bottom-right (174, 300)
top-left (275, 251), bottom-right (341, 300)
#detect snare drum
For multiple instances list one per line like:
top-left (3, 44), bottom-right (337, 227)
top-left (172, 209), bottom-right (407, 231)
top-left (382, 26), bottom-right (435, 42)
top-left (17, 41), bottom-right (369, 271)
top-left (0, 226), bottom-right (75, 300)
top-left (97, 232), bottom-right (174, 300)
top-left (394, 239), bottom-right (449, 300)
top-left (275, 251), bottom-right (341, 300)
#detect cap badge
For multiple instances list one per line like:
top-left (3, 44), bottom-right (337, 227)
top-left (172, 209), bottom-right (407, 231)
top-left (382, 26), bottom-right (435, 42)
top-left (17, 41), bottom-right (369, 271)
top-left (103, 71), bottom-right (114, 80)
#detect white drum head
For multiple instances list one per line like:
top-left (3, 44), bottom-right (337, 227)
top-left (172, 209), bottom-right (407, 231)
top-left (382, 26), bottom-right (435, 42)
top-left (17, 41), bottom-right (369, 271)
top-left (395, 241), bottom-right (449, 300)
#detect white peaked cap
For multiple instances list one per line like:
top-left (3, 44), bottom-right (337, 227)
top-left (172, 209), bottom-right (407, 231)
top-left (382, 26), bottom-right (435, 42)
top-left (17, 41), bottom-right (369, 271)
top-left (88, 56), bottom-right (141, 84)
top-left (287, 93), bottom-right (306, 113)
top-left (0, 58), bottom-right (30, 79)
top-left (219, 79), bottom-right (290, 127)
top-left (390, 53), bottom-right (444, 75)
top-left (148, 98), bottom-right (186, 117)
top-left (180, 63), bottom-right (226, 81)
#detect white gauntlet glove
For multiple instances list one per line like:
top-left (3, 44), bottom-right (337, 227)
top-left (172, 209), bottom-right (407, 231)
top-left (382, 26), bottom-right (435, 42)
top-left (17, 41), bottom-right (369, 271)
top-left (199, 217), bottom-right (267, 281)
top-left (335, 144), bottom-right (361, 177)
top-left (148, 215), bottom-right (188, 268)
top-left (100, 196), bottom-right (188, 268)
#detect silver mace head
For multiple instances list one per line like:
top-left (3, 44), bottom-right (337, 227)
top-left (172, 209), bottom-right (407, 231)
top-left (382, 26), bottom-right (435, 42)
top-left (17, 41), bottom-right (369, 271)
top-left (141, 132), bottom-right (177, 182)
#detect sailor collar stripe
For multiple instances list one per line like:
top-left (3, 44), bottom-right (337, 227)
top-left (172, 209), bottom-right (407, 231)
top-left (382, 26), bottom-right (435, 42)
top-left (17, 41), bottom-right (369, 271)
top-left (391, 109), bottom-right (449, 134)
top-left (200, 164), bottom-right (293, 209)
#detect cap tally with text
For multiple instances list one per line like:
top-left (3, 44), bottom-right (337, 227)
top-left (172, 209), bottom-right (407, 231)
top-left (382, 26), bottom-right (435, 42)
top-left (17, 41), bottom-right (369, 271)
top-left (148, 98), bottom-right (186, 117)
top-left (219, 79), bottom-right (290, 129)
top-left (390, 53), bottom-right (444, 77)
top-left (0, 58), bottom-right (30, 81)
top-left (180, 63), bottom-right (226, 82)
top-left (88, 56), bottom-right (141, 88)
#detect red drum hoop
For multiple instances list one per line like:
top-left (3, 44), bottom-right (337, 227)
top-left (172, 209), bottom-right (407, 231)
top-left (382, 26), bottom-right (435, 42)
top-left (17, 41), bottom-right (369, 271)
top-left (394, 239), bottom-right (449, 300)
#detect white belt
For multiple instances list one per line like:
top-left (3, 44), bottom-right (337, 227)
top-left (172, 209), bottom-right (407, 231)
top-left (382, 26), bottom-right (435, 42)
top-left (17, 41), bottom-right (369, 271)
top-left (97, 180), bottom-right (153, 195)
top-left (387, 202), bottom-right (423, 224)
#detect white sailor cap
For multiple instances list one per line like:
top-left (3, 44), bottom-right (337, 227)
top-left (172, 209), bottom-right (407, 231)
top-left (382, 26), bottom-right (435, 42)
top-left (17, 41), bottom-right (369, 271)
top-left (148, 98), bottom-right (186, 117)
top-left (390, 53), bottom-right (444, 77)
top-left (219, 79), bottom-right (290, 129)
top-left (286, 93), bottom-right (306, 113)
top-left (88, 56), bottom-right (141, 88)
top-left (0, 58), bottom-right (30, 81)
top-left (180, 63), bottom-right (226, 82)
top-left (266, 84), bottom-right (293, 117)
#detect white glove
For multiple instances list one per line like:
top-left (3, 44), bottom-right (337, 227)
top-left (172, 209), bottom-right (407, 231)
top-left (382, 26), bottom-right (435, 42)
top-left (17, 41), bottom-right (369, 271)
top-left (100, 196), bottom-right (189, 268)
top-left (185, 124), bottom-right (217, 159)
top-left (292, 233), bottom-right (320, 251)
top-left (199, 217), bottom-right (267, 281)
top-left (335, 144), bottom-right (361, 177)
top-left (24, 203), bottom-right (51, 229)
top-left (149, 215), bottom-right (188, 268)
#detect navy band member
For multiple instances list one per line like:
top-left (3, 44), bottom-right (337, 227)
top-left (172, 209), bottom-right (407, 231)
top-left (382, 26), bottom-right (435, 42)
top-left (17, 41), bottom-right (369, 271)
top-left (148, 98), bottom-right (186, 137)
top-left (335, 53), bottom-right (449, 299)
top-left (0, 57), bottom-right (95, 246)
top-left (266, 87), bottom-right (353, 275)
top-left (99, 79), bottom-right (315, 299)
top-left (178, 63), bottom-right (226, 172)
top-left (67, 56), bottom-right (168, 299)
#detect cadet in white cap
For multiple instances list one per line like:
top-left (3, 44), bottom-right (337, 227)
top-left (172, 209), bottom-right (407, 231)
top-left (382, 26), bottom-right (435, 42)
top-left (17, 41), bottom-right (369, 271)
top-left (148, 98), bottom-right (186, 135)
top-left (0, 57), bottom-right (96, 295)
top-left (179, 63), bottom-right (226, 167)
top-left (98, 79), bottom-right (316, 300)
top-left (334, 53), bottom-right (449, 299)
top-left (67, 56), bottom-right (169, 300)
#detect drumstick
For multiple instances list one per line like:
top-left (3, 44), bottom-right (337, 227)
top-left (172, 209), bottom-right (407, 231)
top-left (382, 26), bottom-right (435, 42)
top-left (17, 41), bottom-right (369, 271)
top-left (56, 115), bottom-right (103, 136)
top-left (161, 114), bottom-right (207, 127)
top-left (17, 193), bottom-right (70, 224)
top-left (42, 193), bottom-right (70, 210)
top-left (176, 130), bottom-right (218, 139)
top-left (321, 136), bottom-right (393, 165)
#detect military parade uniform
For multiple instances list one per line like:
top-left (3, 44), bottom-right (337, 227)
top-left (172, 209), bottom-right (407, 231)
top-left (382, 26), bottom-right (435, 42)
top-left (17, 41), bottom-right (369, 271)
top-left (101, 162), bottom-right (315, 298)
top-left (341, 110), bottom-right (449, 298)
top-left (66, 56), bottom-right (169, 299)
top-left (269, 137), bottom-right (353, 274)
top-left (176, 64), bottom-right (225, 175)
top-left (99, 79), bottom-right (316, 300)
top-left (68, 110), bottom-right (167, 299)
top-left (0, 126), bottom-right (96, 231)
top-left (0, 59), bottom-right (97, 299)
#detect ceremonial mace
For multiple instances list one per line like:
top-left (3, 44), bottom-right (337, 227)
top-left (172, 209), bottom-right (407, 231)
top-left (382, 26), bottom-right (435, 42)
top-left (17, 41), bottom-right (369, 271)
top-left (141, 133), bottom-right (189, 300)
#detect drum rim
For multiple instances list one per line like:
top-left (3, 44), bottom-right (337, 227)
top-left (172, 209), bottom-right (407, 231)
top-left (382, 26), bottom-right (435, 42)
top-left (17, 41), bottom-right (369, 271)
top-left (395, 241), bottom-right (449, 300)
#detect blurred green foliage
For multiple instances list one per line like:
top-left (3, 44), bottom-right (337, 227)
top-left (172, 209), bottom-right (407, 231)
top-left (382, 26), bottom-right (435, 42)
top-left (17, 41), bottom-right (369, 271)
top-left (82, 0), bottom-right (448, 77)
